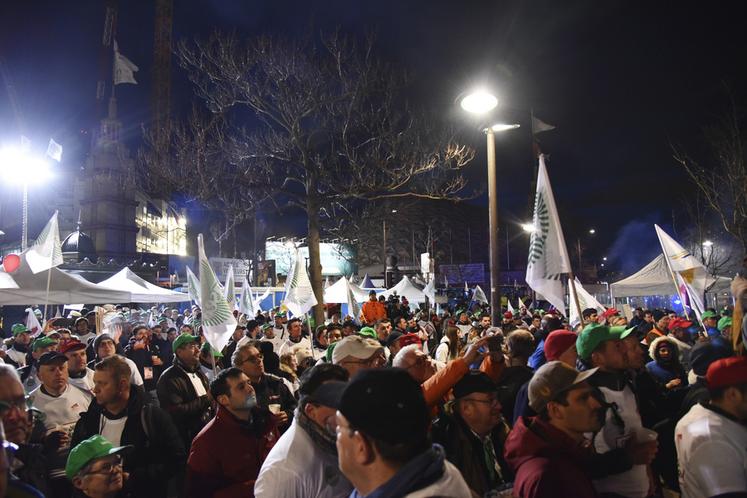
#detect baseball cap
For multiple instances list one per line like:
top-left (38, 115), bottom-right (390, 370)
top-left (503, 311), bottom-right (513, 319)
top-left (358, 327), bottom-right (377, 340)
top-left (172, 333), bottom-right (198, 351)
top-left (576, 324), bottom-right (630, 361)
top-left (339, 368), bottom-right (428, 444)
top-left (37, 351), bottom-right (68, 366)
top-left (706, 356), bottom-right (747, 390)
top-left (332, 335), bottom-right (383, 364)
top-left (528, 361), bottom-right (598, 412)
top-left (31, 336), bottom-right (58, 352)
top-left (65, 435), bottom-right (133, 479)
top-left (718, 316), bottom-right (733, 331)
top-left (544, 330), bottom-right (577, 362)
top-left (59, 340), bottom-right (87, 355)
top-left (200, 342), bottom-right (223, 358)
top-left (452, 371), bottom-right (497, 399)
top-left (398, 333), bottom-right (422, 348)
top-left (701, 311), bottom-right (719, 320)
top-left (11, 323), bottom-right (30, 336)
top-left (384, 330), bottom-right (404, 347)
top-left (601, 308), bottom-right (620, 319)
top-left (306, 380), bottom-right (347, 409)
top-left (690, 342), bottom-right (732, 377)
top-left (668, 317), bottom-right (693, 331)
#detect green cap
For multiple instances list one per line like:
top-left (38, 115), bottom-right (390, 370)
top-left (325, 341), bottom-right (338, 363)
top-left (172, 333), bottom-right (198, 351)
top-left (65, 435), bottom-right (132, 480)
top-left (718, 316), bottom-right (733, 331)
top-left (609, 325), bottom-right (637, 341)
top-left (11, 323), bottom-right (30, 336)
top-left (200, 342), bottom-right (223, 358)
top-left (701, 311), bottom-right (719, 320)
top-left (576, 324), bottom-right (623, 361)
top-left (358, 327), bottom-right (377, 340)
top-left (31, 336), bottom-right (58, 352)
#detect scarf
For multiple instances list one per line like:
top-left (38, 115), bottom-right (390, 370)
top-left (352, 444), bottom-right (446, 498)
top-left (296, 406), bottom-right (337, 457)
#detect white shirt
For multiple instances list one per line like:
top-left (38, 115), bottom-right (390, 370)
top-left (68, 368), bottom-right (95, 394)
top-left (261, 334), bottom-right (285, 354)
top-left (29, 384), bottom-right (92, 432)
top-left (278, 336), bottom-right (312, 358)
top-left (5, 346), bottom-right (26, 367)
top-left (186, 371), bottom-right (207, 397)
top-left (100, 415), bottom-right (128, 447)
top-left (255, 420), bottom-right (353, 498)
top-left (121, 356), bottom-right (145, 386)
top-left (675, 403), bottom-right (747, 498)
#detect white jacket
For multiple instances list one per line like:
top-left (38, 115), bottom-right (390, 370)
top-left (404, 460), bottom-right (471, 498)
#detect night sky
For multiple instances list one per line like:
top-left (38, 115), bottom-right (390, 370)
top-left (1, 0), bottom-right (746, 276)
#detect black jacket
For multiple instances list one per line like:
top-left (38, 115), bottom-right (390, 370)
top-left (252, 373), bottom-right (297, 431)
top-left (71, 385), bottom-right (186, 498)
top-left (156, 357), bottom-right (213, 448)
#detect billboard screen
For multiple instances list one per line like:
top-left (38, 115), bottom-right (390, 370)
top-left (265, 242), bottom-right (356, 277)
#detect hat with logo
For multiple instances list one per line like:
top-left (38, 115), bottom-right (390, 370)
top-left (65, 435), bottom-right (133, 479)
top-left (31, 336), bottom-right (58, 352)
top-left (172, 333), bottom-right (199, 351)
top-left (11, 323), bottom-right (30, 336)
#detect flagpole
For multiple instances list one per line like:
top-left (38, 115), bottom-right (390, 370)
top-left (306, 314), bottom-right (315, 360)
top-left (655, 231), bottom-right (691, 318)
top-left (568, 272), bottom-right (585, 328)
top-left (43, 268), bottom-right (52, 321)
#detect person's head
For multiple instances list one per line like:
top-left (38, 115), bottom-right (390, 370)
top-left (530, 361), bottom-right (602, 439)
top-left (11, 324), bottom-right (32, 346)
top-left (94, 335), bottom-right (117, 360)
top-left (369, 290), bottom-right (377, 302)
top-left (718, 316), bottom-right (733, 339)
top-left (479, 314), bottom-right (491, 328)
top-left (172, 333), bottom-right (200, 368)
top-left (385, 330), bottom-right (404, 356)
top-left (394, 316), bottom-right (407, 331)
top-left (701, 310), bottom-right (719, 329)
top-left (92, 356), bottom-right (131, 408)
top-left (298, 364), bottom-right (349, 436)
top-left (280, 352), bottom-right (298, 372)
top-left (541, 315), bottom-right (564, 336)
top-left (31, 336), bottom-right (58, 359)
top-left (652, 310), bottom-right (669, 331)
top-left (576, 324), bottom-right (628, 372)
top-left (505, 329), bottom-right (535, 362)
top-left (668, 317), bottom-right (694, 342)
top-left (67, 435), bottom-right (130, 497)
top-left (650, 336), bottom-right (678, 366)
top-left (531, 315), bottom-right (542, 329)
top-left (315, 325), bottom-right (329, 347)
top-left (453, 372), bottom-right (502, 437)
top-left (327, 325), bottom-right (343, 344)
top-left (37, 352), bottom-right (69, 394)
top-left (643, 310), bottom-right (654, 323)
top-left (61, 340), bottom-right (89, 375)
top-left (582, 308), bottom-right (598, 323)
top-left (210, 368), bottom-right (257, 417)
top-left (0, 365), bottom-right (32, 445)
top-left (690, 341), bottom-right (732, 378)
top-left (332, 336), bottom-right (386, 377)
top-left (392, 344), bottom-right (437, 384)
top-left (341, 322), bottom-right (357, 337)
top-left (543, 330), bottom-right (578, 366)
top-left (179, 324), bottom-right (194, 335)
top-left (287, 318), bottom-right (303, 339)
top-left (232, 342), bottom-right (265, 380)
top-left (707, 356), bottom-right (747, 421)
top-left (622, 332), bottom-right (646, 370)
top-left (374, 319), bottom-right (392, 342)
top-left (74, 317), bottom-right (90, 334)
top-left (336, 369), bottom-right (429, 489)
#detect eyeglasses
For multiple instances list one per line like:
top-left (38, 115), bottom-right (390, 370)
top-left (239, 354), bottom-right (263, 365)
top-left (85, 455), bottom-right (123, 476)
top-left (462, 396), bottom-right (500, 406)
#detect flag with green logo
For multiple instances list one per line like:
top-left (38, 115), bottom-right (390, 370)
top-left (198, 234), bottom-right (237, 352)
top-left (185, 266), bottom-right (201, 306)
top-left (239, 277), bottom-right (257, 317)
top-left (282, 249), bottom-right (318, 317)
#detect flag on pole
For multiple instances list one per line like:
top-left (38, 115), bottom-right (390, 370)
top-left (54, 307), bottom-right (62, 319)
top-left (257, 287), bottom-right (271, 306)
top-left (46, 138), bottom-right (63, 162)
top-left (473, 285), bottom-right (489, 305)
top-left (654, 224), bottom-right (708, 317)
top-left (531, 115), bottom-right (556, 135)
top-left (525, 155), bottom-right (572, 316)
top-left (568, 278), bottom-right (606, 328)
top-left (113, 40), bottom-right (139, 85)
top-left (198, 234), bottom-right (237, 353)
top-left (282, 249), bottom-right (318, 317)
top-left (26, 211), bottom-right (63, 274)
top-left (423, 279), bottom-right (436, 302)
top-left (346, 278), bottom-right (361, 324)
top-left (185, 266), bottom-right (201, 306)
top-left (507, 299), bottom-right (516, 314)
top-left (238, 278), bottom-right (257, 317)
top-left (26, 309), bottom-right (42, 335)
top-left (518, 297), bottom-right (527, 310)
top-left (224, 265), bottom-right (236, 310)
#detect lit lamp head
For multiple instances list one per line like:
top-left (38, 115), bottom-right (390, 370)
top-left (0, 147), bottom-right (53, 185)
top-left (460, 90), bottom-right (498, 114)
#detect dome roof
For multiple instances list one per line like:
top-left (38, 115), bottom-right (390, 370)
top-left (61, 228), bottom-right (96, 255)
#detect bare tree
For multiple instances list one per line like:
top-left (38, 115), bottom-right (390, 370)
top-left (681, 194), bottom-right (737, 285)
top-left (154, 30), bottom-right (475, 324)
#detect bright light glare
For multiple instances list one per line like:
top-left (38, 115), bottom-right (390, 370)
top-left (0, 147), bottom-right (53, 185)
top-left (460, 91), bottom-right (498, 114)
top-left (702, 240), bottom-right (714, 247)
top-left (491, 123), bottom-right (521, 132)
top-left (588, 228), bottom-right (596, 234)
top-left (521, 223), bottom-right (536, 233)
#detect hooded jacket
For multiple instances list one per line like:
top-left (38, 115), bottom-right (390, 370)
top-left (504, 417), bottom-right (598, 498)
top-left (646, 336), bottom-right (687, 387)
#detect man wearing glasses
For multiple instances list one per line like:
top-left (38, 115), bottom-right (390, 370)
top-left (331, 335), bottom-right (386, 378)
top-left (66, 435), bottom-right (132, 498)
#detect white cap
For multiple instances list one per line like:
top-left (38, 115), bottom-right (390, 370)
top-left (332, 335), bottom-right (384, 364)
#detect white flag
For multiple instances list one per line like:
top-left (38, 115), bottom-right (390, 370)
top-left (531, 115), bottom-right (556, 135)
top-left (46, 138), bottom-right (63, 162)
top-left (525, 155), bottom-right (572, 316)
top-left (26, 211), bottom-right (64, 274)
top-left (198, 234), bottom-right (237, 353)
top-left (185, 266), bottom-right (201, 306)
top-left (568, 278), bottom-right (606, 328)
top-left (507, 299), bottom-right (516, 314)
top-left (282, 249), bottom-right (318, 317)
top-left (346, 278), bottom-right (361, 324)
top-left (238, 278), bottom-right (257, 317)
top-left (26, 309), bottom-right (43, 335)
top-left (518, 297), bottom-right (527, 310)
top-left (224, 265), bottom-right (236, 310)
top-left (113, 40), bottom-right (139, 85)
top-left (423, 279), bottom-right (436, 302)
top-left (0, 269), bottom-right (19, 289)
top-left (473, 285), bottom-right (489, 305)
top-left (443, 275), bottom-right (449, 288)
top-left (654, 224), bottom-right (708, 317)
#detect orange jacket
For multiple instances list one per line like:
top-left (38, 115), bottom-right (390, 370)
top-left (361, 300), bottom-right (387, 324)
top-left (422, 355), bottom-right (506, 412)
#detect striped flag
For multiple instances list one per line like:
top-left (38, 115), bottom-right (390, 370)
top-left (198, 234), bottom-right (237, 352)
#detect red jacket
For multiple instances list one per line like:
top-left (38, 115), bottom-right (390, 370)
top-left (186, 405), bottom-right (279, 498)
top-left (504, 417), bottom-right (598, 498)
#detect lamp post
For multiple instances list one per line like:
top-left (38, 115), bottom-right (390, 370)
top-left (460, 90), bottom-right (519, 325)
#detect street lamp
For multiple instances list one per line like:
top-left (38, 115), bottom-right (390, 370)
top-left (460, 89), bottom-right (519, 325)
top-left (0, 147), bottom-right (53, 250)
top-left (588, 228), bottom-right (596, 235)
top-left (521, 223), bottom-right (536, 233)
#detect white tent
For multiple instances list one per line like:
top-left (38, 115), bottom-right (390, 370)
top-left (97, 268), bottom-right (190, 303)
top-left (380, 275), bottom-right (427, 303)
top-left (610, 255), bottom-right (732, 298)
top-left (323, 277), bottom-right (369, 304)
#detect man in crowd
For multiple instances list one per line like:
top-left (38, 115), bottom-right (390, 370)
top-left (261, 323), bottom-right (284, 353)
top-left (374, 319), bottom-right (392, 345)
top-left (73, 317), bottom-right (96, 346)
top-left (336, 368), bottom-right (471, 496)
top-left (645, 310), bottom-right (671, 345)
top-left (701, 310), bottom-right (721, 338)
top-left (62, 339), bottom-right (95, 394)
top-left (505, 361), bottom-right (602, 498)
top-left (4, 323), bottom-right (32, 368)
top-left (233, 341), bottom-right (296, 432)
top-left (65, 435), bottom-right (132, 498)
top-left (124, 325), bottom-right (163, 405)
top-left (361, 290), bottom-right (387, 325)
top-left (332, 335), bottom-right (386, 377)
top-left (278, 318), bottom-right (312, 356)
top-left (582, 308), bottom-right (599, 325)
top-left (156, 333), bottom-right (213, 450)
top-left (255, 364), bottom-right (352, 497)
top-left (497, 329), bottom-right (535, 423)
top-left (675, 356), bottom-right (747, 497)
top-left (72, 355), bottom-right (184, 498)
top-left (432, 371), bottom-right (511, 496)
top-left (19, 335), bottom-right (59, 393)
top-left (90, 334), bottom-right (144, 388)
top-left (187, 367), bottom-right (279, 497)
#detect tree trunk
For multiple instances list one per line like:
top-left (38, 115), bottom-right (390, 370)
top-left (306, 177), bottom-right (326, 327)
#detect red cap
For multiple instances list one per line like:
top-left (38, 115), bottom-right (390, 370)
top-left (668, 318), bottom-right (693, 331)
top-left (399, 333), bottom-right (422, 348)
top-left (544, 330), bottom-right (577, 361)
top-left (503, 311), bottom-right (513, 319)
top-left (706, 356), bottom-right (747, 390)
top-left (601, 308), bottom-right (619, 319)
top-left (59, 339), bottom-right (87, 354)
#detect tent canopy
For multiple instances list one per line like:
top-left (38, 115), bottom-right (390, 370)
top-left (359, 273), bottom-right (376, 289)
top-left (380, 275), bottom-right (426, 303)
top-left (323, 277), bottom-right (369, 304)
top-left (610, 255), bottom-right (732, 298)
top-left (97, 268), bottom-right (190, 303)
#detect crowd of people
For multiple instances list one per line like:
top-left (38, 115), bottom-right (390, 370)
top-left (0, 282), bottom-right (746, 498)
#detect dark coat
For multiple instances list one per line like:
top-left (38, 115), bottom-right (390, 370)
top-left (156, 358), bottom-right (213, 449)
top-left (251, 373), bottom-right (297, 430)
top-left (71, 385), bottom-right (186, 498)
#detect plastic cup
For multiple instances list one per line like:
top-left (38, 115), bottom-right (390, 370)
top-left (268, 404), bottom-right (281, 414)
